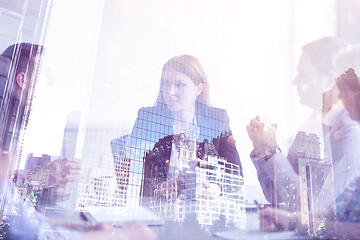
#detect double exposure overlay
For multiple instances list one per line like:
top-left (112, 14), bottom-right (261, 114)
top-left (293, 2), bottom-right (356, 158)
top-left (1, 0), bottom-right (360, 239)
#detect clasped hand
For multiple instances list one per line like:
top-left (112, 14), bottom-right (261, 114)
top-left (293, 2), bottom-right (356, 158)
top-left (46, 158), bottom-right (81, 202)
top-left (246, 116), bottom-right (278, 157)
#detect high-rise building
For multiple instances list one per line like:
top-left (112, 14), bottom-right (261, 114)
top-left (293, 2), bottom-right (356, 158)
top-left (266, 131), bottom-right (335, 232)
top-left (25, 153), bottom-right (51, 173)
top-left (144, 133), bottom-right (246, 228)
top-left (290, 131), bottom-right (335, 234)
top-left (60, 111), bottom-right (81, 159)
top-left (14, 153), bottom-right (52, 208)
top-left (298, 157), bottom-right (335, 234)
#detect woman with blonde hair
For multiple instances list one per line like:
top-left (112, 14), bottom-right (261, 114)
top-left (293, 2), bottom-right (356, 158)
top-left (111, 55), bottom-right (242, 204)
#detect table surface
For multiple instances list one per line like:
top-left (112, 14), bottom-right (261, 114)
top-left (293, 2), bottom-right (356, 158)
top-left (44, 208), bottom-right (309, 240)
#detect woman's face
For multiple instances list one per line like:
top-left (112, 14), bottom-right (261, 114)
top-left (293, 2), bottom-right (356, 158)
top-left (161, 68), bottom-right (202, 112)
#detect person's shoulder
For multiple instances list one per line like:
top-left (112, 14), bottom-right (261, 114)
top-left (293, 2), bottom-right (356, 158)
top-left (207, 106), bottom-right (229, 118)
top-left (210, 106), bottom-right (227, 113)
top-left (138, 105), bottom-right (167, 114)
top-left (137, 106), bottom-right (155, 118)
top-left (196, 105), bottom-right (229, 124)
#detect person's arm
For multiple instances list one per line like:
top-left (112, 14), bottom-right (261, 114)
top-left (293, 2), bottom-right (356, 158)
top-left (1, 180), bottom-right (83, 240)
top-left (43, 158), bottom-right (81, 204)
top-left (2, 181), bottom-right (157, 240)
top-left (251, 151), bottom-right (299, 203)
top-left (247, 116), bottom-right (299, 204)
top-left (214, 109), bottom-right (243, 175)
top-left (321, 221), bottom-right (360, 239)
top-left (329, 110), bottom-right (360, 203)
top-left (336, 68), bottom-right (360, 122)
top-left (259, 205), bottom-right (360, 239)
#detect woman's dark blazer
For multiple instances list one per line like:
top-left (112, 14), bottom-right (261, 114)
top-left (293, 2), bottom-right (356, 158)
top-left (111, 103), bottom-right (243, 197)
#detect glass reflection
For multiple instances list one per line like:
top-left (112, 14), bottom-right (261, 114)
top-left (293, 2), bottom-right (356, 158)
top-left (2, 1), bottom-right (360, 239)
top-left (111, 55), bottom-right (245, 236)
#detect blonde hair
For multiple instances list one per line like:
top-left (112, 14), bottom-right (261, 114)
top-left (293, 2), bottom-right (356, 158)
top-left (155, 55), bottom-right (210, 106)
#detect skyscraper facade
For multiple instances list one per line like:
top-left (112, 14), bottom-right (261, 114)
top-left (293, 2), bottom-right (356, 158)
top-left (288, 131), bottom-right (335, 233)
top-left (143, 133), bottom-right (245, 227)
